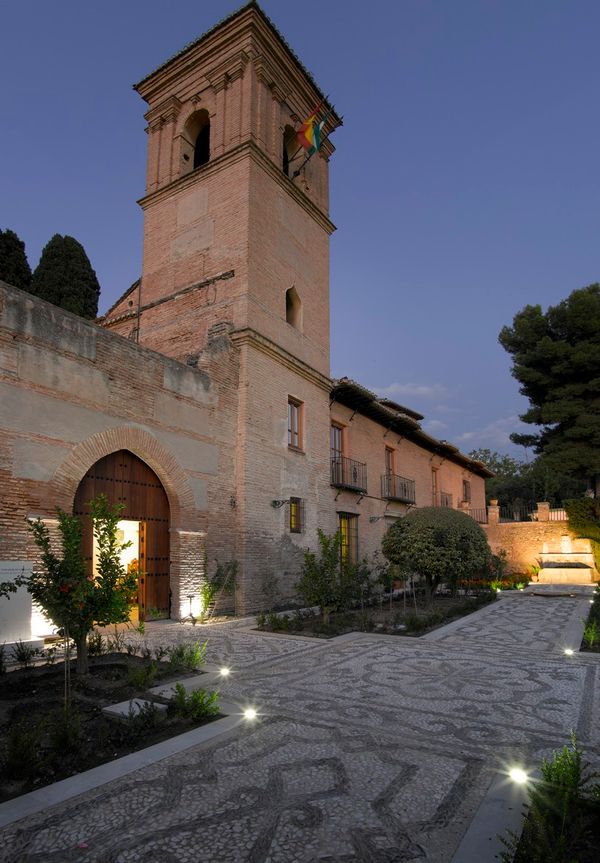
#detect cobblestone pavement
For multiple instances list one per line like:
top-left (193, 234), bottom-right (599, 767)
top-left (2, 594), bottom-right (598, 862)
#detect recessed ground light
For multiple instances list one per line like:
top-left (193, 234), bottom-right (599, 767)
top-left (509, 767), bottom-right (529, 785)
top-left (219, 667), bottom-right (231, 677)
top-left (243, 708), bottom-right (258, 720)
top-left (564, 648), bottom-right (575, 656)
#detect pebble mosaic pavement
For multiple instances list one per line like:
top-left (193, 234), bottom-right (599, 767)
top-left (2, 594), bottom-right (598, 862)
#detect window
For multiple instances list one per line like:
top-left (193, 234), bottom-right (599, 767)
top-left (330, 423), bottom-right (344, 484)
top-left (282, 125), bottom-right (296, 176)
top-left (331, 423), bottom-right (343, 460)
top-left (181, 110), bottom-right (211, 176)
top-left (194, 122), bottom-right (210, 168)
top-left (288, 398), bottom-right (303, 449)
top-left (285, 286), bottom-right (302, 329)
top-left (462, 479), bottom-right (472, 503)
top-left (431, 468), bottom-right (438, 506)
top-left (385, 447), bottom-right (394, 475)
top-left (289, 497), bottom-right (304, 533)
top-left (339, 513), bottom-right (358, 566)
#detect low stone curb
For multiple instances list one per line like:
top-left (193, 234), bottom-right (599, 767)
top-left (0, 676), bottom-right (244, 830)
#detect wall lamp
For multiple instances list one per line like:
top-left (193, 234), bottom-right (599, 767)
top-left (271, 499), bottom-right (288, 509)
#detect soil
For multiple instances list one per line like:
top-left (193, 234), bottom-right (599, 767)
top-left (0, 653), bottom-right (218, 803)
top-left (258, 592), bottom-right (497, 638)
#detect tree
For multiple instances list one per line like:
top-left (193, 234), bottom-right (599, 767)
top-left (381, 507), bottom-right (491, 601)
top-left (20, 495), bottom-right (138, 674)
top-left (468, 449), bottom-right (585, 506)
top-left (295, 530), bottom-right (363, 624)
top-left (0, 228), bottom-right (32, 290)
top-left (499, 284), bottom-right (600, 495)
top-left (30, 234), bottom-right (100, 318)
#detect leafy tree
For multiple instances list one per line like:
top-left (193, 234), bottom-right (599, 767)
top-left (30, 234), bottom-right (100, 318)
top-left (20, 495), bottom-right (137, 675)
top-left (499, 284), bottom-right (600, 495)
top-left (468, 448), bottom-right (585, 506)
top-left (0, 228), bottom-right (32, 290)
top-left (0, 581), bottom-right (17, 600)
top-left (381, 507), bottom-right (491, 601)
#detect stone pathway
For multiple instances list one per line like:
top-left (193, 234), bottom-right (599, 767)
top-left (2, 594), bottom-right (598, 862)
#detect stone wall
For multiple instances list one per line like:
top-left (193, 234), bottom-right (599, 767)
top-left (482, 505), bottom-right (597, 578)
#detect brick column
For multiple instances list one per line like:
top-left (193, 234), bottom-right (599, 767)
top-left (488, 502), bottom-right (500, 525)
top-left (536, 501), bottom-right (550, 522)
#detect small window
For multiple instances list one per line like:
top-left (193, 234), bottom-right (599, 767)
top-left (289, 497), bottom-right (304, 533)
top-left (339, 513), bottom-right (358, 566)
top-left (285, 286), bottom-right (302, 329)
top-left (288, 398), bottom-right (303, 450)
top-left (462, 480), bottom-right (472, 503)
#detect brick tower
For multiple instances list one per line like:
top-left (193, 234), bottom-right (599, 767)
top-left (103, 2), bottom-right (342, 610)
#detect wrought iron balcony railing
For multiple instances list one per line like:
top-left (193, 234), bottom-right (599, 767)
top-left (330, 456), bottom-right (367, 493)
top-left (381, 473), bottom-right (416, 504)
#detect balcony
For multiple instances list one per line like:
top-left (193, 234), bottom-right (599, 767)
top-left (331, 456), bottom-right (367, 492)
top-left (381, 473), bottom-right (416, 504)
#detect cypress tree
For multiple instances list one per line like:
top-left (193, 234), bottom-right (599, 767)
top-left (0, 228), bottom-right (32, 291)
top-left (30, 234), bottom-right (101, 319)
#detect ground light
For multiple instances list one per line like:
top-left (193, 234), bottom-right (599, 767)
top-left (508, 767), bottom-right (529, 785)
top-left (219, 667), bottom-right (231, 677)
top-left (564, 648), bottom-right (575, 656)
top-left (243, 708), bottom-right (258, 721)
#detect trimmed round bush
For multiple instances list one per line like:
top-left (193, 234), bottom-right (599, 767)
top-left (382, 507), bottom-right (491, 599)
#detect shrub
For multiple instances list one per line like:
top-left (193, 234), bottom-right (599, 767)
top-left (382, 507), bottom-right (492, 602)
top-left (11, 639), bottom-right (39, 669)
top-left (296, 530), bottom-right (364, 623)
top-left (167, 640), bottom-right (207, 671)
top-left (500, 733), bottom-right (600, 863)
top-left (128, 662), bottom-right (158, 689)
top-left (170, 683), bottom-right (220, 722)
top-left (2, 721), bottom-right (43, 779)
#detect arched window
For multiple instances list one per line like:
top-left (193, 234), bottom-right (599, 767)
top-left (194, 121), bottom-right (210, 168)
top-left (285, 286), bottom-right (302, 329)
top-left (181, 109), bottom-right (211, 176)
top-left (282, 125), bottom-right (297, 177)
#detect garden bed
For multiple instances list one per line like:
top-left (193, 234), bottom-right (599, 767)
top-left (0, 651), bottom-right (220, 803)
top-left (256, 592), bottom-right (497, 638)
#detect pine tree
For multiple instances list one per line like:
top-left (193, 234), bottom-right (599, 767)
top-left (0, 228), bottom-right (32, 291)
top-left (30, 234), bottom-right (100, 318)
top-left (499, 284), bottom-right (600, 494)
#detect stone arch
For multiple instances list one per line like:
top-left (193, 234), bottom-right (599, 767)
top-left (180, 109), bottom-right (211, 175)
top-left (51, 426), bottom-right (196, 529)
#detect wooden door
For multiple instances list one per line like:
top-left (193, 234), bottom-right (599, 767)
top-left (73, 450), bottom-right (170, 619)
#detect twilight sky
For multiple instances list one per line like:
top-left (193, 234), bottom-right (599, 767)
top-left (1, 0), bottom-right (598, 458)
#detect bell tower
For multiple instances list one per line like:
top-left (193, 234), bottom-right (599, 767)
top-left (104, 1), bottom-right (340, 380)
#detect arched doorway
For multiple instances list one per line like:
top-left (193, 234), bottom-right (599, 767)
top-left (73, 450), bottom-right (171, 620)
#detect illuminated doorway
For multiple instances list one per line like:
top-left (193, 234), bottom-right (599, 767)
top-left (74, 450), bottom-right (170, 620)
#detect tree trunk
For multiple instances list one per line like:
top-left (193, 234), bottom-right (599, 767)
top-left (75, 633), bottom-right (89, 675)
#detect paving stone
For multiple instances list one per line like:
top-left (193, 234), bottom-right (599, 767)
top-left (1, 595), bottom-right (598, 862)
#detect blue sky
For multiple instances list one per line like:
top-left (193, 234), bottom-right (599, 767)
top-left (1, 0), bottom-right (598, 458)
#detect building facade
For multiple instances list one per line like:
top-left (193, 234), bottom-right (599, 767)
top-left (0, 3), bottom-right (490, 638)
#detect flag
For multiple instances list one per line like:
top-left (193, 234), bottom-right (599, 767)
top-left (296, 104), bottom-right (330, 156)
